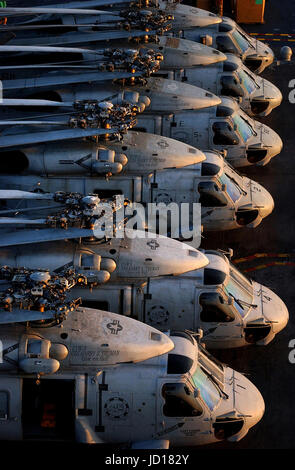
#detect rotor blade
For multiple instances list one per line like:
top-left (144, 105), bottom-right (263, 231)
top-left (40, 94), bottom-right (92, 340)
top-left (0, 23), bottom-right (119, 31)
top-left (0, 127), bottom-right (117, 148)
top-left (8, 30), bottom-right (156, 47)
top-left (0, 190), bottom-right (54, 200)
top-left (0, 309), bottom-right (56, 324)
top-left (0, 217), bottom-right (47, 224)
top-left (0, 204), bottom-right (63, 215)
top-left (0, 227), bottom-right (96, 247)
top-left (0, 121), bottom-right (72, 126)
top-left (2, 71), bottom-right (139, 91)
top-left (0, 99), bottom-right (73, 107)
top-left (0, 7), bottom-right (116, 17)
top-left (43, 0), bottom-right (129, 7)
top-left (0, 45), bottom-right (104, 55)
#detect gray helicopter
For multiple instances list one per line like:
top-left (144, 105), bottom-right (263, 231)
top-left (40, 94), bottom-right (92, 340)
top-left (0, 330), bottom-right (264, 445)
top-left (0, 1), bottom-right (221, 30)
top-left (64, 249), bottom-right (288, 349)
top-left (134, 95), bottom-right (283, 167)
top-left (0, 263), bottom-right (178, 443)
top-left (0, 149), bottom-right (275, 233)
top-left (162, 52), bottom-right (282, 117)
top-left (0, 71), bottom-right (222, 114)
top-left (181, 16), bottom-right (274, 74)
top-left (0, 6), bottom-right (173, 48)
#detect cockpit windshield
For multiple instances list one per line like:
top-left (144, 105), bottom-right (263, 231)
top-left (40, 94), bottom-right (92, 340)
top-left (232, 29), bottom-right (252, 54)
top-left (192, 366), bottom-right (221, 411)
top-left (219, 172), bottom-right (242, 202)
top-left (237, 68), bottom-right (259, 94)
top-left (230, 264), bottom-right (253, 292)
top-left (232, 114), bottom-right (254, 142)
top-left (224, 268), bottom-right (254, 318)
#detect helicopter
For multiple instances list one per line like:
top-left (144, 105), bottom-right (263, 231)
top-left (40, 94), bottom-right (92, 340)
top-left (181, 16), bottom-right (274, 75)
top-left (0, 263), bottom-right (177, 443)
top-left (133, 95), bottom-right (283, 167)
top-left (95, 249), bottom-right (289, 348)
top-left (0, 6), bottom-right (173, 49)
top-left (0, 149), bottom-right (275, 233)
top-left (48, 245), bottom-right (288, 350)
top-left (161, 52), bottom-right (282, 118)
top-left (0, 330), bottom-right (264, 445)
top-left (0, 1), bottom-right (221, 31)
top-left (0, 59), bottom-right (221, 114)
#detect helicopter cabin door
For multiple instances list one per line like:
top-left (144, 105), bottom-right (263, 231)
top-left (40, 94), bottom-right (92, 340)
top-left (0, 378), bottom-right (22, 440)
top-left (22, 378), bottom-right (75, 441)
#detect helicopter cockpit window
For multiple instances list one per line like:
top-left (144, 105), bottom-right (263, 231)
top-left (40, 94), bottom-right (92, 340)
top-left (0, 392), bottom-right (9, 420)
top-left (230, 265), bottom-right (253, 291)
top-left (224, 274), bottom-right (254, 318)
top-left (198, 181), bottom-right (228, 207)
top-left (232, 114), bottom-right (254, 142)
top-left (220, 75), bottom-right (244, 98)
top-left (212, 121), bottom-right (239, 146)
top-left (216, 36), bottom-right (237, 54)
top-left (237, 68), bottom-right (259, 94)
top-left (219, 173), bottom-right (242, 202)
top-left (162, 383), bottom-right (203, 417)
top-left (192, 367), bottom-right (221, 411)
top-left (199, 292), bottom-right (235, 323)
top-left (167, 353), bottom-right (194, 374)
top-left (204, 268), bottom-right (227, 286)
top-left (232, 30), bottom-right (251, 54)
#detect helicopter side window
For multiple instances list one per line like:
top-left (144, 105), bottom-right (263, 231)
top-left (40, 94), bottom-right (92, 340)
top-left (0, 392), bottom-right (9, 420)
top-left (201, 162), bottom-right (220, 176)
top-left (219, 23), bottom-right (233, 33)
top-left (167, 353), bottom-right (194, 374)
top-left (216, 36), bottom-right (237, 54)
top-left (220, 75), bottom-right (244, 98)
top-left (199, 292), bottom-right (235, 323)
top-left (198, 182), bottom-right (228, 208)
top-left (212, 122), bottom-right (239, 146)
top-left (204, 268), bottom-right (227, 286)
top-left (223, 61), bottom-right (238, 72)
top-left (162, 383), bottom-right (202, 417)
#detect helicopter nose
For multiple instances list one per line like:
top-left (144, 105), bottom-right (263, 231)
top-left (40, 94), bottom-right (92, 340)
top-left (259, 124), bottom-right (283, 165)
top-left (227, 370), bottom-right (265, 441)
top-left (263, 80), bottom-right (283, 115)
top-left (251, 80), bottom-right (282, 117)
top-left (253, 282), bottom-right (289, 336)
top-left (251, 180), bottom-right (275, 219)
top-left (256, 42), bottom-right (275, 73)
